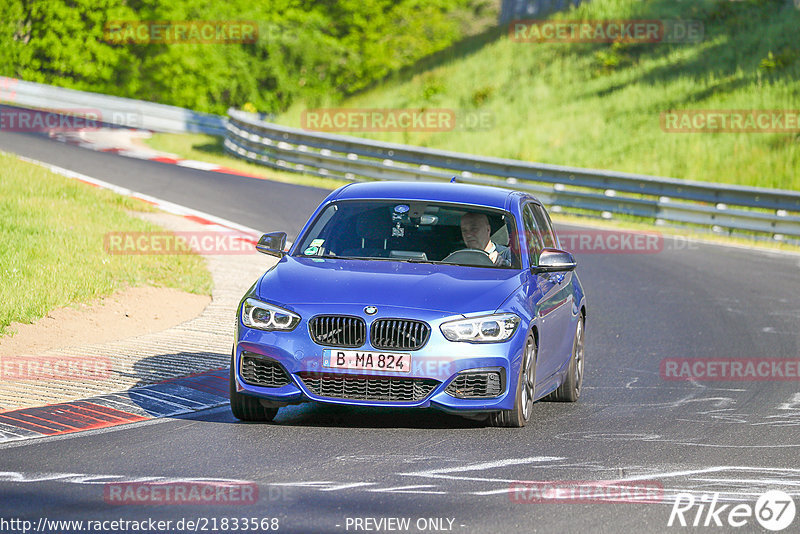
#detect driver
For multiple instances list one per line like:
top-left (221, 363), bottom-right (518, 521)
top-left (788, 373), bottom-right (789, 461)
top-left (460, 212), bottom-right (511, 266)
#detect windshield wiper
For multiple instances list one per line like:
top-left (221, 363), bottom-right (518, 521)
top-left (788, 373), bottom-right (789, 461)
top-left (400, 258), bottom-right (436, 264)
top-left (300, 254), bottom-right (436, 263)
top-left (305, 255), bottom-right (394, 261)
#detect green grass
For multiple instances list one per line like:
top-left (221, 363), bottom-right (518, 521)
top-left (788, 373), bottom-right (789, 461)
top-left (274, 0), bottom-right (800, 190)
top-left (147, 1), bottom-right (800, 192)
top-left (143, 133), bottom-right (349, 191)
top-left (0, 152), bottom-right (212, 336)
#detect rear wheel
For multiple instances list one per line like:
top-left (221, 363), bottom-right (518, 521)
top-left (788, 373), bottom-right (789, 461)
top-left (545, 317), bottom-right (584, 402)
top-left (489, 332), bottom-right (537, 428)
top-left (229, 352), bottom-right (279, 422)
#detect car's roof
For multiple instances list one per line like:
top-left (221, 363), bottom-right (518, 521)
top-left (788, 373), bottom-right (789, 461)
top-left (330, 181), bottom-right (522, 210)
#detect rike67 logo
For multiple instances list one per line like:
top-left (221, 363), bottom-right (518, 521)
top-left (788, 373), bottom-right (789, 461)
top-left (668, 491), bottom-right (796, 531)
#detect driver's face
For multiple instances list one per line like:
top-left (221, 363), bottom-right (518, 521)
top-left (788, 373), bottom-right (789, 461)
top-left (460, 213), bottom-right (491, 250)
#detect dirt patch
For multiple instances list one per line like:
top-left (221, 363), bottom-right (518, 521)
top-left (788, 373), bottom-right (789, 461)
top-left (0, 286), bottom-right (210, 357)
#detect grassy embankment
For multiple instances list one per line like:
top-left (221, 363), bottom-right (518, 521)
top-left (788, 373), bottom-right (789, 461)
top-left (149, 0), bottom-right (799, 192)
top-left (277, 0), bottom-right (800, 190)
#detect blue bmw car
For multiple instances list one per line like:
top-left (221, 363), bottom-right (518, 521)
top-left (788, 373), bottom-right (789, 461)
top-left (231, 181), bottom-right (586, 427)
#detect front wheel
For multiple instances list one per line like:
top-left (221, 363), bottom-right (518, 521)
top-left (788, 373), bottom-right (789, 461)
top-left (230, 352), bottom-right (279, 422)
top-left (545, 317), bottom-right (584, 402)
top-left (489, 332), bottom-right (537, 428)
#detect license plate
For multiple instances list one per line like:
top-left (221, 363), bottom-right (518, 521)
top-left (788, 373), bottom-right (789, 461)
top-left (322, 349), bottom-right (411, 373)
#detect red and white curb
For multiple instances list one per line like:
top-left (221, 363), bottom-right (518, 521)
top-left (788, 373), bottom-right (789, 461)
top-left (0, 154), bottom-right (285, 443)
top-left (17, 154), bottom-right (264, 243)
top-left (48, 127), bottom-right (266, 179)
top-left (0, 369), bottom-right (230, 444)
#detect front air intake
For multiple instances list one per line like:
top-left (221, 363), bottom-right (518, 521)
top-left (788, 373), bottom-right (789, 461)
top-left (240, 354), bottom-right (291, 388)
top-left (309, 315), bottom-right (366, 348)
top-left (370, 319), bottom-right (430, 351)
top-left (445, 371), bottom-right (503, 399)
top-left (298, 372), bottom-right (438, 402)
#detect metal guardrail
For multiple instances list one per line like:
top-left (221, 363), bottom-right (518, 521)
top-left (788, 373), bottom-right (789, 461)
top-left (0, 77), bottom-right (225, 135)
top-left (225, 109), bottom-right (800, 238)
top-left (2, 75), bottom-right (797, 239)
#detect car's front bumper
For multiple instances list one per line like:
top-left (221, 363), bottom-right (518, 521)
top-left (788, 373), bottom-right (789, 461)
top-left (234, 304), bottom-right (527, 412)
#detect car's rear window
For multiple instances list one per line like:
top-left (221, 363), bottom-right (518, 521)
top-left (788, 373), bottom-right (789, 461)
top-left (294, 200), bottom-right (521, 269)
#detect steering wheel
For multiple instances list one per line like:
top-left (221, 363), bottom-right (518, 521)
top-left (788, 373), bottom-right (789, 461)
top-left (441, 248), bottom-right (495, 266)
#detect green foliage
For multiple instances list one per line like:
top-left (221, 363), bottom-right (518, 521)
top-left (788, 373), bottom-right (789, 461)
top-left (275, 0), bottom-right (800, 190)
top-left (421, 74), bottom-right (447, 101)
top-left (594, 42), bottom-right (633, 73)
top-left (0, 0), bottom-right (139, 95)
top-left (470, 85), bottom-right (494, 107)
top-left (759, 48), bottom-right (799, 71)
top-left (0, 0), bottom-right (498, 114)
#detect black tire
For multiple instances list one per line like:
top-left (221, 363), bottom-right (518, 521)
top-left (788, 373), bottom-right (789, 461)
top-left (489, 332), bottom-right (537, 428)
top-left (229, 352), bottom-right (279, 422)
top-left (545, 316), bottom-right (584, 402)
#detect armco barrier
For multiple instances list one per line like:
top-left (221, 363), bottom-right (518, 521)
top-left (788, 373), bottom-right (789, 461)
top-left (0, 76), bottom-right (225, 135)
top-left (2, 75), bottom-right (798, 239)
top-left (224, 109), bottom-right (800, 239)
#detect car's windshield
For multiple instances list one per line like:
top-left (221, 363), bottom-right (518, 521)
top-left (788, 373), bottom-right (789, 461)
top-left (294, 200), bottom-right (521, 269)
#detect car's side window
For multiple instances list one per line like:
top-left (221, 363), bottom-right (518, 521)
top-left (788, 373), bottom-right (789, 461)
top-left (522, 204), bottom-right (544, 265)
top-left (532, 204), bottom-right (557, 249)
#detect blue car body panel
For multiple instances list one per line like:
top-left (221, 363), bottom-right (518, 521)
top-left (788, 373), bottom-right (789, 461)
top-left (256, 257), bottom-right (526, 314)
top-left (234, 181), bottom-right (587, 414)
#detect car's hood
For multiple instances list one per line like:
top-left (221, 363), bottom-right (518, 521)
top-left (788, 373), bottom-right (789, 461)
top-left (256, 256), bottom-right (524, 315)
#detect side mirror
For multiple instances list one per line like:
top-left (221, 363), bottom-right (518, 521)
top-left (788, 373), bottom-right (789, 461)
top-left (256, 232), bottom-right (287, 258)
top-left (533, 248), bottom-right (577, 273)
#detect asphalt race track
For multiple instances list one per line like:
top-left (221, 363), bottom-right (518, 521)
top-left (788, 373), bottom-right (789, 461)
top-left (1, 130), bottom-right (799, 533)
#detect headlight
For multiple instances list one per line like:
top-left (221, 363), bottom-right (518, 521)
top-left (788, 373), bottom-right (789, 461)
top-left (440, 313), bottom-right (520, 343)
top-left (241, 298), bottom-right (300, 331)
